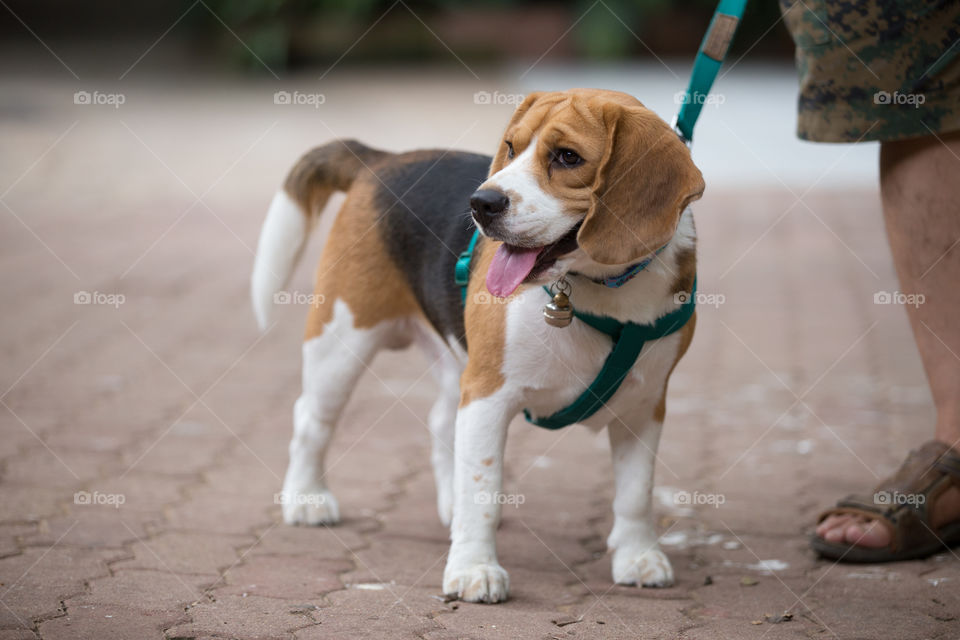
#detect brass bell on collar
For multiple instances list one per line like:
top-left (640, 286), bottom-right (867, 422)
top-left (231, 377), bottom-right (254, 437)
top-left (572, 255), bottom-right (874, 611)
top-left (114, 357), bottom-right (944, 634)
top-left (543, 291), bottom-right (574, 328)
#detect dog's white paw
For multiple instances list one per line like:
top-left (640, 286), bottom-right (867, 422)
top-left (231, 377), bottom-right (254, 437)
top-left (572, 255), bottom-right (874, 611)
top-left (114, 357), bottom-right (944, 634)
top-left (612, 547), bottom-right (674, 587)
top-left (443, 562), bottom-right (509, 603)
top-left (280, 489), bottom-right (340, 526)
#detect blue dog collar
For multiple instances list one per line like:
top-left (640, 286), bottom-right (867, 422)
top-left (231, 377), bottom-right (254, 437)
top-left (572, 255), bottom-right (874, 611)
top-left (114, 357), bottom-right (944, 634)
top-left (586, 244), bottom-right (669, 288)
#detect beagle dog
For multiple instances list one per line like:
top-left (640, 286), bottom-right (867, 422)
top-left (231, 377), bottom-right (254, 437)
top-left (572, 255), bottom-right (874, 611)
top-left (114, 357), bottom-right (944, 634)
top-left (251, 89), bottom-right (704, 603)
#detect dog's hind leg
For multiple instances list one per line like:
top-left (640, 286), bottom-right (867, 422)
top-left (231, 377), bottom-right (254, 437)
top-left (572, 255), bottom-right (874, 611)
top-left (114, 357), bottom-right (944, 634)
top-left (415, 326), bottom-right (466, 527)
top-left (428, 366), bottom-right (461, 527)
top-left (281, 299), bottom-right (398, 526)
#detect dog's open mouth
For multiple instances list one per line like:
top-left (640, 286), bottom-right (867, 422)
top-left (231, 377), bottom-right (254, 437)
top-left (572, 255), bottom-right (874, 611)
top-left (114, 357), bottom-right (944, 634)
top-left (485, 224), bottom-right (580, 298)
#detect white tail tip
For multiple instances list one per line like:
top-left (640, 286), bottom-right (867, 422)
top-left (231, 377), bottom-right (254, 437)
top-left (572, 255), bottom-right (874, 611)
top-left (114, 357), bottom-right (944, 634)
top-left (251, 191), bottom-right (309, 331)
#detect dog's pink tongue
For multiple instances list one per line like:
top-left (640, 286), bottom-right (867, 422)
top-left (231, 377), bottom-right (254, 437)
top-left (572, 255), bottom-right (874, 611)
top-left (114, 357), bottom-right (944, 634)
top-left (486, 244), bottom-right (543, 298)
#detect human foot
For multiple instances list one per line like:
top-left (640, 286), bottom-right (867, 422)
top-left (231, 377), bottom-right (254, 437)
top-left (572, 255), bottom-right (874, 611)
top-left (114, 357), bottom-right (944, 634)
top-left (811, 441), bottom-right (960, 561)
top-left (815, 486), bottom-right (960, 548)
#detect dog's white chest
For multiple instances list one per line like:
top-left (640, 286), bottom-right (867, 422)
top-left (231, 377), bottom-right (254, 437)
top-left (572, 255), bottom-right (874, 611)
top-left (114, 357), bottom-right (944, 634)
top-left (501, 287), bottom-right (683, 429)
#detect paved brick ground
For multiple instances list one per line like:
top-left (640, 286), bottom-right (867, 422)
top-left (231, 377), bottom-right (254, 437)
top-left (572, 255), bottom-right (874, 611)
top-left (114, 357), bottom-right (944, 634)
top-left (1, 70), bottom-right (958, 639)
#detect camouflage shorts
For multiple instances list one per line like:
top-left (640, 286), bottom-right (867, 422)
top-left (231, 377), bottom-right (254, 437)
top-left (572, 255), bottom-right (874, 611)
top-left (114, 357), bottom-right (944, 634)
top-left (780, 0), bottom-right (960, 142)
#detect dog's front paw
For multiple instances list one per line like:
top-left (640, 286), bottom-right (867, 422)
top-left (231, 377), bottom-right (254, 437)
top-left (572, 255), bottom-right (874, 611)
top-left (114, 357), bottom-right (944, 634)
top-left (443, 562), bottom-right (509, 603)
top-left (280, 489), bottom-right (340, 526)
top-left (612, 547), bottom-right (674, 587)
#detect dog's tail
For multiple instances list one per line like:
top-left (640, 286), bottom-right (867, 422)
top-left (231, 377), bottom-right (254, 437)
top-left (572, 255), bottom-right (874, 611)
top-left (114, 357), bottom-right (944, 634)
top-left (251, 139), bottom-right (386, 330)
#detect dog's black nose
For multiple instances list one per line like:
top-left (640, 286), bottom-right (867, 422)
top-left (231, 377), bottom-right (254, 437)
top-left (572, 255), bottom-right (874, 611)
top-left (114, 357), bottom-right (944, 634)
top-left (470, 189), bottom-right (509, 226)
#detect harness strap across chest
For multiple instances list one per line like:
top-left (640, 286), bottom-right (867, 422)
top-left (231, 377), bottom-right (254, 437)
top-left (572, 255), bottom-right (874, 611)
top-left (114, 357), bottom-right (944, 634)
top-left (455, 230), bottom-right (696, 430)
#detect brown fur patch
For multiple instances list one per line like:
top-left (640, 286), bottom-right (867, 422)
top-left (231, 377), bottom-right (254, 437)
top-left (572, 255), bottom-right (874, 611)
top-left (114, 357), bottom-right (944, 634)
top-left (577, 101), bottom-right (704, 265)
top-left (285, 140), bottom-right (387, 216)
top-left (654, 312), bottom-right (696, 423)
top-left (303, 179), bottom-right (420, 339)
top-left (459, 238), bottom-right (507, 406)
top-left (652, 245), bottom-right (699, 422)
top-left (670, 247), bottom-right (697, 295)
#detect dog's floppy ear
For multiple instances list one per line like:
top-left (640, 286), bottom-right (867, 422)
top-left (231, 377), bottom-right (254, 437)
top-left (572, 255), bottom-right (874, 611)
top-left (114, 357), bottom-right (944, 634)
top-left (488, 91), bottom-right (545, 176)
top-left (577, 103), bottom-right (704, 265)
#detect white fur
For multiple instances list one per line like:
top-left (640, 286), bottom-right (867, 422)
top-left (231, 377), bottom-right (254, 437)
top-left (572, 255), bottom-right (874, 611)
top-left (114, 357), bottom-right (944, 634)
top-left (441, 215), bottom-right (693, 602)
top-left (477, 136), bottom-right (569, 245)
top-left (607, 420), bottom-right (674, 586)
top-left (282, 300), bottom-right (398, 525)
top-left (283, 302), bottom-right (464, 528)
top-left (506, 290), bottom-right (684, 428)
top-left (442, 387), bottom-right (518, 603)
top-left (251, 191), bottom-right (310, 330)
top-left (412, 324), bottom-right (466, 526)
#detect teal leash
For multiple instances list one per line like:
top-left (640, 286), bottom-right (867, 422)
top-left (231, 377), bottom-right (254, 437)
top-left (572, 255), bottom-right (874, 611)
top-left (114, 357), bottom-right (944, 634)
top-left (455, 0), bottom-right (745, 428)
top-left (673, 0), bottom-right (749, 144)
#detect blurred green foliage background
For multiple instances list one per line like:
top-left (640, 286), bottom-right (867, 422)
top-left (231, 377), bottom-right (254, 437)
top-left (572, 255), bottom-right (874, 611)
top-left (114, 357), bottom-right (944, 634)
top-left (194, 0), bottom-right (792, 72)
top-left (0, 0), bottom-right (793, 73)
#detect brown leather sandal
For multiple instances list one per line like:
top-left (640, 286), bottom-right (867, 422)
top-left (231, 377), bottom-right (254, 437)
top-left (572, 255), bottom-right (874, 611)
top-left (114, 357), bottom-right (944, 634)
top-left (810, 440), bottom-right (960, 562)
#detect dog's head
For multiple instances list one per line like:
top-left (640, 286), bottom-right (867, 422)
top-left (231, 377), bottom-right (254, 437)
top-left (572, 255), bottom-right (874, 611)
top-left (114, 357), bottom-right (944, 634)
top-left (472, 89), bottom-right (704, 298)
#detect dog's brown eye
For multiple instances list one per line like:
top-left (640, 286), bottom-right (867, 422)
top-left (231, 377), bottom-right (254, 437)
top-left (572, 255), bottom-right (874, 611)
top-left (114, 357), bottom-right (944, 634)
top-left (505, 141), bottom-right (514, 159)
top-left (554, 148), bottom-right (582, 168)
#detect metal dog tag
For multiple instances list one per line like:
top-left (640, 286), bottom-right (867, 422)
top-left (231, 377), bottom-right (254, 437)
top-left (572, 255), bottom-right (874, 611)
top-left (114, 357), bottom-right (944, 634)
top-left (543, 278), bottom-right (573, 328)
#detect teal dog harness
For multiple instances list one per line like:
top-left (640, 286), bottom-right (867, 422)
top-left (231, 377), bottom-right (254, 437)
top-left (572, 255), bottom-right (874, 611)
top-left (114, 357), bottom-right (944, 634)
top-left (455, 230), bottom-right (696, 430)
top-left (524, 279), bottom-right (696, 429)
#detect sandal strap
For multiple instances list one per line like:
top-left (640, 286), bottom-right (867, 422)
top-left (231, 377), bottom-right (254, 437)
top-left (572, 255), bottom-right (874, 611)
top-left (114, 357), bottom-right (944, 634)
top-left (934, 443), bottom-right (960, 482)
top-left (879, 440), bottom-right (954, 496)
top-left (818, 440), bottom-right (960, 553)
